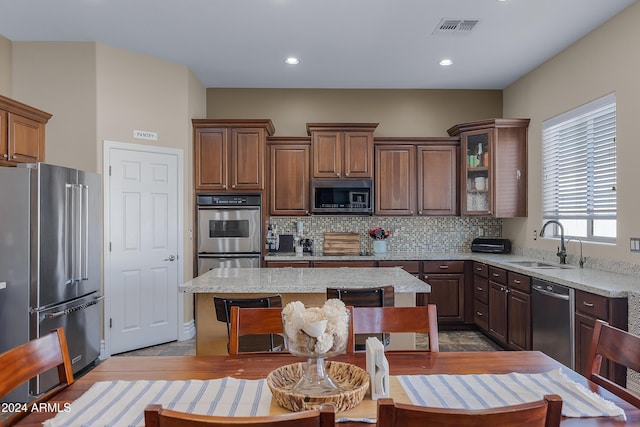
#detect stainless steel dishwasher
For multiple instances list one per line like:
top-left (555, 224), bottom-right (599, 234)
top-left (531, 278), bottom-right (575, 369)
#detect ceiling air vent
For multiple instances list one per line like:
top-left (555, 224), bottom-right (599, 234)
top-left (432, 19), bottom-right (479, 35)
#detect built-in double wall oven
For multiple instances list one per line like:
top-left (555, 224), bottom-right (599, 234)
top-left (196, 194), bottom-right (261, 275)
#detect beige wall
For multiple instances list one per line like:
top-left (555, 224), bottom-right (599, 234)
top-left (206, 88), bottom-right (502, 137)
top-left (9, 41), bottom-right (207, 327)
top-left (12, 42), bottom-right (97, 171)
top-left (95, 43), bottom-right (205, 323)
top-left (0, 35), bottom-right (11, 97)
top-left (503, 1), bottom-right (640, 266)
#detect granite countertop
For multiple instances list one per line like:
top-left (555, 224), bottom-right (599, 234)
top-left (265, 252), bottom-right (640, 298)
top-left (180, 267), bottom-right (430, 294)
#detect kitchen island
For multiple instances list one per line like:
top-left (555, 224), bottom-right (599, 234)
top-left (180, 267), bottom-right (430, 355)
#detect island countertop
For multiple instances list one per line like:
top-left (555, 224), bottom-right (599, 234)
top-left (179, 267), bottom-right (431, 294)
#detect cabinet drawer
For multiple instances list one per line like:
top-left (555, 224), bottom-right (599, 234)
top-left (473, 262), bottom-right (488, 278)
top-left (474, 300), bottom-right (488, 331)
top-left (488, 266), bottom-right (507, 284)
top-left (378, 261), bottom-right (420, 274)
top-left (474, 275), bottom-right (489, 304)
top-left (423, 260), bottom-right (464, 274)
top-left (508, 272), bottom-right (531, 293)
top-left (575, 290), bottom-right (608, 319)
top-left (313, 260), bottom-right (376, 268)
top-left (265, 261), bottom-right (310, 268)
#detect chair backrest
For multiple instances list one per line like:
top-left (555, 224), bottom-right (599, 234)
top-left (350, 305), bottom-right (439, 352)
top-left (213, 294), bottom-right (283, 336)
top-left (0, 328), bottom-right (74, 426)
top-left (228, 306), bottom-right (285, 355)
top-left (376, 395), bottom-right (562, 427)
top-left (145, 403), bottom-right (335, 427)
top-left (584, 319), bottom-right (640, 408)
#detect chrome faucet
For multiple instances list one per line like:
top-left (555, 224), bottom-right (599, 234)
top-left (539, 220), bottom-right (567, 264)
top-left (567, 237), bottom-right (586, 268)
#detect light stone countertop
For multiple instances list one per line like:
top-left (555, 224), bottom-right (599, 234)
top-left (179, 267), bottom-right (430, 294)
top-left (265, 252), bottom-right (640, 298)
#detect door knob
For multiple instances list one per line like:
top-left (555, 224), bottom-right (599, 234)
top-left (164, 255), bottom-right (176, 261)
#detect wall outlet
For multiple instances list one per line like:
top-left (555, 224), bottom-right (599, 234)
top-left (478, 227), bottom-right (485, 236)
top-left (533, 229), bottom-right (538, 240)
top-left (630, 237), bottom-right (640, 252)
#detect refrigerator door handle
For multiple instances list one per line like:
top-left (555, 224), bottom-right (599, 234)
top-left (81, 184), bottom-right (89, 281)
top-left (66, 183), bottom-right (85, 284)
top-left (65, 183), bottom-right (75, 285)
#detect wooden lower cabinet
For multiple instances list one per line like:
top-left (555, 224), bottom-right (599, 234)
top-left (574, 290), bottom-right (628, 385)
top-left (488, 279), bottom-right (509, 345)
top-left (472, 262), bottom-right (489, 331)
top-left (421, 261), bottom-right (465, 325)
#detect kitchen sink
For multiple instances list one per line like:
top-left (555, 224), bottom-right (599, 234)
top-left (507, 260), bottom-right (572, 269)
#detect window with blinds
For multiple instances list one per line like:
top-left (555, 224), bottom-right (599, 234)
top-left (542, 93), bottom-right (616, 242)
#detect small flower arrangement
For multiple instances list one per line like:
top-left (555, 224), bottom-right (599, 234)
top-left (368, 227), bottom-right (391, 240)
top-left (282, 299), bottom-right (350, 355)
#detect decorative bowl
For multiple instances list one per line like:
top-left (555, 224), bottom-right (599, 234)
top-left (267, 361), bottom-right (369, 412)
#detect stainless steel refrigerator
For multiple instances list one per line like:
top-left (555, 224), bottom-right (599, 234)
top-left (0, 163), bottom-right (102, 403)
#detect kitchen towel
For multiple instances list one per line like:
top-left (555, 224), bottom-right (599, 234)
top-left (43, 378), bottom-right (272, 427)
top-left (397, 368), bottom-right (626, 420)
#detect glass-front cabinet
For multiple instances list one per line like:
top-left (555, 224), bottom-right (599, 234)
top-left (448, 118), bottom-right (529, 218)
top-left (463, 130), bottom-right (492, 215)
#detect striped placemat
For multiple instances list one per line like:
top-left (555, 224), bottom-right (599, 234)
top-left (44, 378), bottom-right (271, 427)
top-left (397, 368), bottom-right (626, 420)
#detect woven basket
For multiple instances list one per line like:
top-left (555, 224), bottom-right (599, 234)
top-left (267, 361), bottom-right (369, 412)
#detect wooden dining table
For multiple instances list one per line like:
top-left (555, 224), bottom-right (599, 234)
top-left (14, 351), bottom-right (639, 426)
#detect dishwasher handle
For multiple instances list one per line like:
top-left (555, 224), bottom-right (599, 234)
top-left (532, 285), bottom-right (570, 301)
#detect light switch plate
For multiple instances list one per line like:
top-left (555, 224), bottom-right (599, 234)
top-left (0, 282), bottom-right (6, 290)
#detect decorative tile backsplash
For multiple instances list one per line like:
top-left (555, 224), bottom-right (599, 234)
top-left (266, 215), bottom-right (502, 254)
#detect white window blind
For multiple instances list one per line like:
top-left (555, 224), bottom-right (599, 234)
top-left (542, 93), bottom-right (616, 222)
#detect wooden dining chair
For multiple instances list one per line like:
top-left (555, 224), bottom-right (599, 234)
top-left (376, 395), bottom-right (563, 427)
top-left (228, 306), bottom-right (286, 355)
top-left (327, 285), bottom-right (394, 350)
top-left (214, 295), bottom-right (283, 353)
top-left (0, 328), bottom-right (74, 426)
top-left (350, 305), bottom-right (439, 353)
top-left (144, 403), bottom-right (335, 427)
top-left (584, 319), bottom-right (640, 408)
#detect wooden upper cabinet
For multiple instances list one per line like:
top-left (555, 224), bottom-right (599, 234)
top-left (0, 95), bottom-right (51, 166)
top-left (307, 123), bottom-right (377, 179)
top-left (375, 144), bottom-right (415, 215)
top-left (193, 119), bottom-right (274, 192)
top-left (417, 145), bottom-right (458, 216)
top-left (448, 118), bottom-right (529, 218)
top-left (267, 137), bottom-right (311, 216)
top-left (374, 138), bottom-right (459, 216)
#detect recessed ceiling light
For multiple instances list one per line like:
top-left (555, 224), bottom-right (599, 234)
top-left (439, 58), bottom-right (453, 66)
top-left (285, 57), bottom-right (299, 65)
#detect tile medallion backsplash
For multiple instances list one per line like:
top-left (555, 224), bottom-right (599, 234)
top-left (266, 216), bottom-right (502, 254)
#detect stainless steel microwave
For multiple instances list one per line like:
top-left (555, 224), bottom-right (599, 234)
top-left (311, 179), bottom-right (373, 214)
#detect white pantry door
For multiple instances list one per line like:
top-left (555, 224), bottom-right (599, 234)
top-left (104, 142), bottom-right (182, 354)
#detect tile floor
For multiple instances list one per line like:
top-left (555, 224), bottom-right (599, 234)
top-left (115, 330), bottom-right (502, 356)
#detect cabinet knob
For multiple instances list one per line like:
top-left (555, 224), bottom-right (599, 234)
top-left (2, 154), bottom-right (7, 159)
top-left (337, 173), bottom-right (341, 177)
top-left (345, 172), bottom-right (349, 177)
top-left (12, 154), bottom-right (17, 159)
top-left (418, 211), bottom-right (423, 215)
top-left (231, 184), bottom-right (236, 189)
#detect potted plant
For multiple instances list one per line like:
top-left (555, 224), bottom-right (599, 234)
top-left (368, 228), bottom-right (391, 255)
